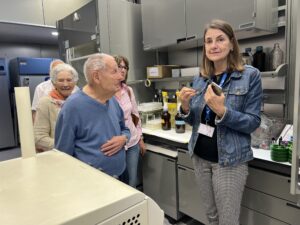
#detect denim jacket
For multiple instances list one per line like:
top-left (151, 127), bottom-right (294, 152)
top-left (183, 65), bottom-right (262, 166)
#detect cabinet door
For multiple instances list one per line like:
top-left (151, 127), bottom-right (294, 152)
top-left (43, 0), bottom-right (92, 26)
top-left (186, 0), bottom-right (254, 40)
top-left (142, 151), bottom-right (179, 219)
top-left (57, 0), bottom-right (98, 49)
top-left (177, 165), bottom-right (208, 224)
top-left (141, 0), bottom-right (186, 50)
top-left (240, 206), bottom-right (289, 225)
top-left (0, 0), bottom-right (44, 25)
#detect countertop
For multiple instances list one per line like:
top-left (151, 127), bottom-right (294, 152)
top-left (142, 127), bottom-right (291, 172)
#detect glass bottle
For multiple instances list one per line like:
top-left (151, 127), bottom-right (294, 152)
top-left (270, 43), bottom-right (284, 70)
top-left (253, 46), bottom-right (266, 71)
top-left (161, 92), bottom-right (171, 130)
top-left (245, 47), bottom-right (253, 65)
top-left (175, 91), bottom-right (185, 133)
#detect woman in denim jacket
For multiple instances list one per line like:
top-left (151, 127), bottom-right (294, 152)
top-left (179, 20), bottom-right (262, 225)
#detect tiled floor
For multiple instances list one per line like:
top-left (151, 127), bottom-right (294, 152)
top-left (164, 216), bottom-right (204, 225)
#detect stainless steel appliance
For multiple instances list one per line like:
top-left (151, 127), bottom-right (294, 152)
top-left (57, 0), bottom-right (156, 87)
top-left (0, 58), bottom-right (16, 149)
top-left (9, 57), bottom-right (53, 102)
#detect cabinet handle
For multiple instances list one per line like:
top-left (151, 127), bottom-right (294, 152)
top-left (186, 35), bottom-right (196, 40)
top-left (167, 159), bottom-right (175, 163)
top-left (178, 149), bottom-right (187, 154)
top-left (178, 166), bottom-right (186, 171)
top-left (286, 202), bottom-right (300, 210)
top-left (177, 37), bottom-right (187, 43)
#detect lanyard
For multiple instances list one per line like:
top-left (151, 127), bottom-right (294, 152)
top-left (204, 73), bottom-right (227, 122)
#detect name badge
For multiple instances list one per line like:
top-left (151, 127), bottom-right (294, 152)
top-left (198, 123), bottom-right (215, 138)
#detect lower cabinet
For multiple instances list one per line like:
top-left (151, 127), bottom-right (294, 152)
top-left (143, 144), bottom-right (300, 224)
top-left (142, 149), bottom-right (183, 220)
top-left (177, 165), bottom-right (208, 224)
top-left (241, 167), bottom-right (300, 225)
top-left (240, 206), bottom-right (289, 225)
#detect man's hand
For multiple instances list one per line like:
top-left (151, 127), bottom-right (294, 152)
top-left (101, 135), bottom-right (127, 156)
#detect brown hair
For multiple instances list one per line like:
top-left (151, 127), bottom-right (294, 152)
top-left (201, 19), bottom-right (244, 77)
top-left (114, 55), bottom-right (129, 83)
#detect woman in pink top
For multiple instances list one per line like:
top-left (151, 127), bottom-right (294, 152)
top-left (114, 55), bottom-right (146, 188)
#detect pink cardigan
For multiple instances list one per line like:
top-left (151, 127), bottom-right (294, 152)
top-left (115, 84), bottom-right (142, 149)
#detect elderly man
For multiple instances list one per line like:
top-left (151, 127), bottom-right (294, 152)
top-left (55, 53), bottom-right (130, 178)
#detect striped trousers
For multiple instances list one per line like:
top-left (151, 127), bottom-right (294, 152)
top-left (192, 155), bottom-right (248, 225)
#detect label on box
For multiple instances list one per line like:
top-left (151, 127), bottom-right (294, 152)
top-left (149, 67), bottom-right (159, 77)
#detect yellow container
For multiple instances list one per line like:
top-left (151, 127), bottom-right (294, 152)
top-left (168, 102), bottom-right (177, 128)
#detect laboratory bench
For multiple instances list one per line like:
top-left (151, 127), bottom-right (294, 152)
top-left (142, 128), bottom-right (300, 225)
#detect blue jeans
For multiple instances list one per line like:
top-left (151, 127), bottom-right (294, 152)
top-left (126, 143), bottom-right (140, 188)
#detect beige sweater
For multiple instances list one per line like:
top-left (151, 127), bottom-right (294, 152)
top-left (34, 96), bottom-right (62, 151)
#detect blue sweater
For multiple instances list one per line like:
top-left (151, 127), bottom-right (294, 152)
top-left (55, 90), bottom-right (131, 176)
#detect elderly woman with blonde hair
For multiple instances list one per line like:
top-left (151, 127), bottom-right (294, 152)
top-left (34, 64), bottom-right (78, 152)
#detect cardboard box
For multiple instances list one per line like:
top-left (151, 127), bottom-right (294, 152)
top-left (147, 65), bottom-right (179, 79)
top-left (181, 67), bottom-right (200, 77)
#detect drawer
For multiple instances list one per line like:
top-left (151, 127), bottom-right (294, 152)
top-left (247, 167), bottom-right (297, 203)
top-left (177, 148), bottom-right (193, 169)
top-left (240, 206), bottom-right (289, 225)
top-left (242, 187), bottom-right (300, 224)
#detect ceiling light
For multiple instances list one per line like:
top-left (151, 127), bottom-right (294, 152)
top-left (51, 31), bottom-right (59, 36)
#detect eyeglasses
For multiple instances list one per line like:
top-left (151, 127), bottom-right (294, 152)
top-left (118, 65), bottom-right (128, 70)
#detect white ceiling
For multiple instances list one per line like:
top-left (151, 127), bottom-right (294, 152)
top-left (0, 22), bottom-right (58, 45)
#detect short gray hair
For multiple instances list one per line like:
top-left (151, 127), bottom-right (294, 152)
top-left (50, 64), bottom-right (79, 83)
top-left (83, 53), bottom-right (109, 84)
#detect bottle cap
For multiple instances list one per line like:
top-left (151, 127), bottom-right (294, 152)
top-left (256, 46), bottom-right (263, 51)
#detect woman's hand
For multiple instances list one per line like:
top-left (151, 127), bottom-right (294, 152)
top-left (139, 138), bottom-right (146, 156)
top-left (204, 84), bottom-right (226, 118)
top-left (179, 87), bottom-right (197, 113)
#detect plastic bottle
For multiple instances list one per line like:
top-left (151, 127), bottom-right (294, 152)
top-left (270, 43), bottom-right (284, 70)
top-left (253, 46), bottom-right (266, 71)
top-left (175, 91), bottom-right (185, 133)
top-left (161, 92), bottom-right (171, 130)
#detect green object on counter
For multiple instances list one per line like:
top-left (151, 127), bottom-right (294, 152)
top-left (271, 144), bottom-right (288, 162)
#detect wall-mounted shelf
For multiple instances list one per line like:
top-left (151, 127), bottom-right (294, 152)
top-left (129, 64), bottom-right (288, 88)
top-left (146, 76), bottom-right (194, 83)
top-left (261, 63), bottom-right (288, 78)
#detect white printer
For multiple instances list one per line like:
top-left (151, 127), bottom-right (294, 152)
top-left (0, 150), bottom-right (164, 225)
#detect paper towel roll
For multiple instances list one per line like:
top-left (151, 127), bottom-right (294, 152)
top-left (15, 87), bottom-right (36, 158)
